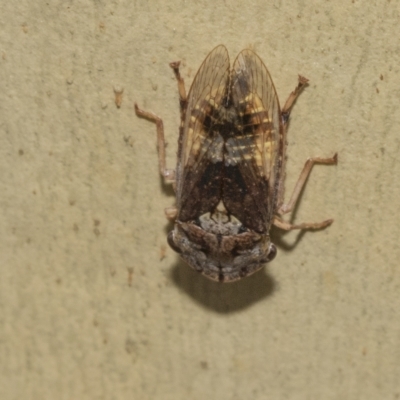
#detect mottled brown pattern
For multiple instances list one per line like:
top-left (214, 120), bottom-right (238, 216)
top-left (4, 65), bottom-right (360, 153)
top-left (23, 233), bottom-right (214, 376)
top-left (169, 46), bottom-right (282, 281)
top-left (136, 45), bottom-right (336, 282)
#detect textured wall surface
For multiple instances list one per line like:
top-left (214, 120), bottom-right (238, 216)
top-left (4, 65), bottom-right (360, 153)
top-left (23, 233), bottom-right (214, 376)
top-left (1, 1), bottom-right (400, 399)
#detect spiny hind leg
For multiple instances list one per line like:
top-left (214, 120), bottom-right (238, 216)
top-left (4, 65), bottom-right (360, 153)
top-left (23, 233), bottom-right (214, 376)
top-left (274, 153), bottom-right (338, 230)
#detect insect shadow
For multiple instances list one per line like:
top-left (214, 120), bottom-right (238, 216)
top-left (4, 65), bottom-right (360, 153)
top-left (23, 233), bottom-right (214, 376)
top-left (159, 176), bottom-right (175, 198)
top-left (168, 226), bottom-right (309, 314)
top-left (164, 177), bottom-right (315, 313)
top-left (158, 178), bottom-right (271, 312)
top-left (170, 260), bottom-right (275, 313)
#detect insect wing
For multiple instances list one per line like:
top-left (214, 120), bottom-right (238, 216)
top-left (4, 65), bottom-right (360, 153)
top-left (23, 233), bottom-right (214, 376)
top-left (226, 49), bottom-right (283, 232)
top-left (176, 45), bottom-right (230, 219)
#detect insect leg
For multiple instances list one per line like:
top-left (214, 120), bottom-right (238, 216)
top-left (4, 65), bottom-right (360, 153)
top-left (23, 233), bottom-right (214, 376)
top-left (169, 61), bottom-right (187, 116)
top-left (272, 215), bottom-right (333, 230)
top-left (278, 153), bottom-right (337, 215)
top-left (134, 103), bottom-right (176, 183)
top-left (281, 75), bottom-right (309, 125)
top-left (275, 153), bottom-right (338, 228)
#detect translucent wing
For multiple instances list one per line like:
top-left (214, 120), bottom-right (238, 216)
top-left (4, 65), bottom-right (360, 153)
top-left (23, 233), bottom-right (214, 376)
top-left (176, 45), bottom-right (230, 220)
top-left (224, 49), bottom-right (283, 232)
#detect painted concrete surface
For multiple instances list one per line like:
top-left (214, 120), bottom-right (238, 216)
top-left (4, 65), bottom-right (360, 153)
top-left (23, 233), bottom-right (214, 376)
top-left (1, 1), bottom-right (399, 399)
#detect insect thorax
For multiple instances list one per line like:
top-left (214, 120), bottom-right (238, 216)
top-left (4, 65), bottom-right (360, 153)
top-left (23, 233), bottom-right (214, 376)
top-left (167, 203), bottom-right (277, 282)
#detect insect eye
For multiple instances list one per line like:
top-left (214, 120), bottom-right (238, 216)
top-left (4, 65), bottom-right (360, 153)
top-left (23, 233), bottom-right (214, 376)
top-left (265, 243), bottom-right (277, 263)
top-left (238, 225), bottom-right (248, 234)
top-left (167, 231), bottom-right (182, 254)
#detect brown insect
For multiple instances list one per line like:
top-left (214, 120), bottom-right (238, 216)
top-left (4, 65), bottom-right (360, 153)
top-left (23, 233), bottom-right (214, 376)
top-left (135, 45), bottom-right (337, 283)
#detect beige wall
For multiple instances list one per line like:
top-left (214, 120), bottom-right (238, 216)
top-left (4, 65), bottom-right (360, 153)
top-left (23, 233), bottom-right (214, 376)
top-left (1, 1), bottom-right (399, 399)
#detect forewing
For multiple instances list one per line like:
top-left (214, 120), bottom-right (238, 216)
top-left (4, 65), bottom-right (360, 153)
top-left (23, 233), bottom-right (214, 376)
top-left (176, 45), bottom-right (230, 220)
top-left (225, 49), bottom-right (282, 232)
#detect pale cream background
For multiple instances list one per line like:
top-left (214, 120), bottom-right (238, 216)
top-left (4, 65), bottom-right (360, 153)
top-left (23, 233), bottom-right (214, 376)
top-left (1, 1), bottom-right (400, 399)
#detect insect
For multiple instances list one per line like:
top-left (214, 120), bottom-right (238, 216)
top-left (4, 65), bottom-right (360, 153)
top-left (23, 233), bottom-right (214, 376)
top-left (135, 45), bottom-right (337, 283)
